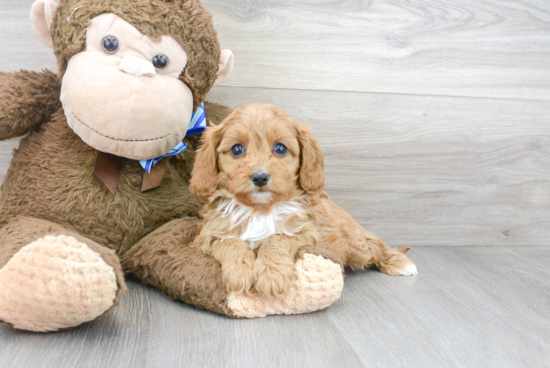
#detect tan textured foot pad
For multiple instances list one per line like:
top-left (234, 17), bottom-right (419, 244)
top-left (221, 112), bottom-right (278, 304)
top-left (228, 254), bottom-right (344, 318)
top-left (0, 235), bottom-right (118, 332)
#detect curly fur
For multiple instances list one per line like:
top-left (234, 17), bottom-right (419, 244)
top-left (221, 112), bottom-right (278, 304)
top-left (190, 103), bottom-right (417, 298)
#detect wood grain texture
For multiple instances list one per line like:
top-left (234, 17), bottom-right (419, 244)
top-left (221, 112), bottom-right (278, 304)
top-left (206, 86), bottom-right (550, 247)
top-left (0, 247), bottom-right (548, 368)
top-left (202, 0), bottom-right (550, 100)
top-left (0, 0), bottom-right (57, 72)
top-left (2, 0), bottom-right (550, 100)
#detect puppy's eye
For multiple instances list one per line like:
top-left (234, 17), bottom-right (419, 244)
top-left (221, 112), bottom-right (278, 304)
top-left (152, 54), bottom-right (169, 70)
top-left (102, 36), bottom-right (119, 54)
top-left (274, 143), bottom-right (288, 156)
top-left (231, 144), bottom-right (245, 157)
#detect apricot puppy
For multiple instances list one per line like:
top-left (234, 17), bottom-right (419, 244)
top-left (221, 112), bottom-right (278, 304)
top-left (190, 103), bottom-right (417, 298)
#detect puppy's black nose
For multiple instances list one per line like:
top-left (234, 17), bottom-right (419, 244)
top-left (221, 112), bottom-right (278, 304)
top-left (251, 171), bottom-right (270, 187)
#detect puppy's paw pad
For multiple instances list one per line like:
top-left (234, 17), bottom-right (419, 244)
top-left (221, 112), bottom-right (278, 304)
top-left (395, 264), bottom-right (418, 276)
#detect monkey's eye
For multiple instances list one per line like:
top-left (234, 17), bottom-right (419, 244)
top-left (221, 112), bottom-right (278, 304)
top-left (101, 36), bottom-right (119, 54)
top-left (152, 54), bottom-right (169, 70)
top-left (231, 144), bottom-right (245, 158)
top-left (274, 143), bottom-right (288, 156)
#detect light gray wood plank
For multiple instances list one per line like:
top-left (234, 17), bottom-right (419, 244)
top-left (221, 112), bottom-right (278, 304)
top-left (329, 246), bottom-right (550, 367)
top-left (204, 0), bottom-right (550, 100)
top-left (0, 138), bottom-right (19, 184)
top-left (2, 1), bottom-right (550, 100)
top-left (0, 247), bottom-right (549, 368)
top-left (0, 0), bottom-right (58, 73)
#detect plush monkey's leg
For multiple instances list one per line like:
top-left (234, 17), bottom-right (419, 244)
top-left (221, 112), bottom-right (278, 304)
top-left (121, 218), bottom-right (345, 318)
top-left (121, 217), bottom-right (237, 316)
top-left (0, 216), bottom-right (126, 332)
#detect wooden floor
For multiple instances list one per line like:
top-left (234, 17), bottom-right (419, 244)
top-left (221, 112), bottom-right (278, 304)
top-left (1, 0), bottom-right (550, 367)
top-left (1, 247), bottom-right (549, 368)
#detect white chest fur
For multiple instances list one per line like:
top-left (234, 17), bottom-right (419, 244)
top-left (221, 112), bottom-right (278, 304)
top-left (217, 199), bottom-right (306, 248)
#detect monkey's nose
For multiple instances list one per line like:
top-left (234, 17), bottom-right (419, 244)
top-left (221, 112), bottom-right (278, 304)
top-left (118, 55), bottom-right (156, 77)
top-left (251, 171), bottom-right (270, 187)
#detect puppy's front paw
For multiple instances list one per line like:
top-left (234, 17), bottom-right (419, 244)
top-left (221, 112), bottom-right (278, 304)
top-left (222, 260), bottom-right (255, 296)
top-left (253, 257), bottom-right (296, 298)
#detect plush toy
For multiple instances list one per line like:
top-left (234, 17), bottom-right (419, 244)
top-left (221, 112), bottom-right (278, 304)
top-left (0, 0), bottom-right (345, 332)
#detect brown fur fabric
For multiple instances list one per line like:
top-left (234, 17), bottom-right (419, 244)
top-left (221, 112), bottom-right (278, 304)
top-left (0, 104), bottom-right (234, 253)
top-left (0, 70), bottom-right (61, 139)
top-left (0, 110), bottom-right (203, 251)
top-left (52, 0), bottom-right (220, 110)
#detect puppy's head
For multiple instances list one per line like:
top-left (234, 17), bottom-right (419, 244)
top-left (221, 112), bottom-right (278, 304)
top-left (190, 103), bottom-right (324, 207)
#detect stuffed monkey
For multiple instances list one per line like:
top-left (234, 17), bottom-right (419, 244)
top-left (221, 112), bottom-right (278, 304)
top-left (0, 0), bottom-right (344, 332)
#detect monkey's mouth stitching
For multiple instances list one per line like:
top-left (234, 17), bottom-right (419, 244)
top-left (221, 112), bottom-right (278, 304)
top-left (71, 112), bottom-right (171, 142)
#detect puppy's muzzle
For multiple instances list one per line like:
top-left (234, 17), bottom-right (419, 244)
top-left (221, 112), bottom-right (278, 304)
top-left (251, 170), bottom-right (270, 188)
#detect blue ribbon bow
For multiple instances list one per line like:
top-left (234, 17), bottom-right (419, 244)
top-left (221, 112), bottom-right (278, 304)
top-left (139, 103), bottom-right (207, 173)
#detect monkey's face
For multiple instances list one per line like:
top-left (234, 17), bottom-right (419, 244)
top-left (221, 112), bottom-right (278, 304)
top-left (30, 0), bottom-right (234, 161)
top-left (60, 14), bottom-right (193, 160)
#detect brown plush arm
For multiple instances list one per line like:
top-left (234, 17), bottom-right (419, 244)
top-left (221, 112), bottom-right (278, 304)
top-left (0, 70), bottom-right (61, 140)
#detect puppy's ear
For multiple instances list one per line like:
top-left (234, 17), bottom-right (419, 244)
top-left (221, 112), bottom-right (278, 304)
top-left (297, 126), bottom-right (324, 196)
top-left (190, 123), bottom-right (226, 199)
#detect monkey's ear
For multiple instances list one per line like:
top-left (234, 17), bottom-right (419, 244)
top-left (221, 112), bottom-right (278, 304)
top-left (30, 0), bottom-right (59, 48)
top-left (214, 50), bottom-right (234, 86)
top-left (297, 126), bottom-right (325, 196)
top-left (189, 123), bottom-right (226, 200)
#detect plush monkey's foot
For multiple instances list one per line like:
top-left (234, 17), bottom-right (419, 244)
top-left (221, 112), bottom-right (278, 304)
top-left (0, 235), bottom-right (119, 332)
top-left (227, 254), bottom-right (344, 318)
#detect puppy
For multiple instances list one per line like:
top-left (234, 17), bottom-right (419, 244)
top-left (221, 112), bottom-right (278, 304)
top-left (190, 103), bottom-right (417, 298)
